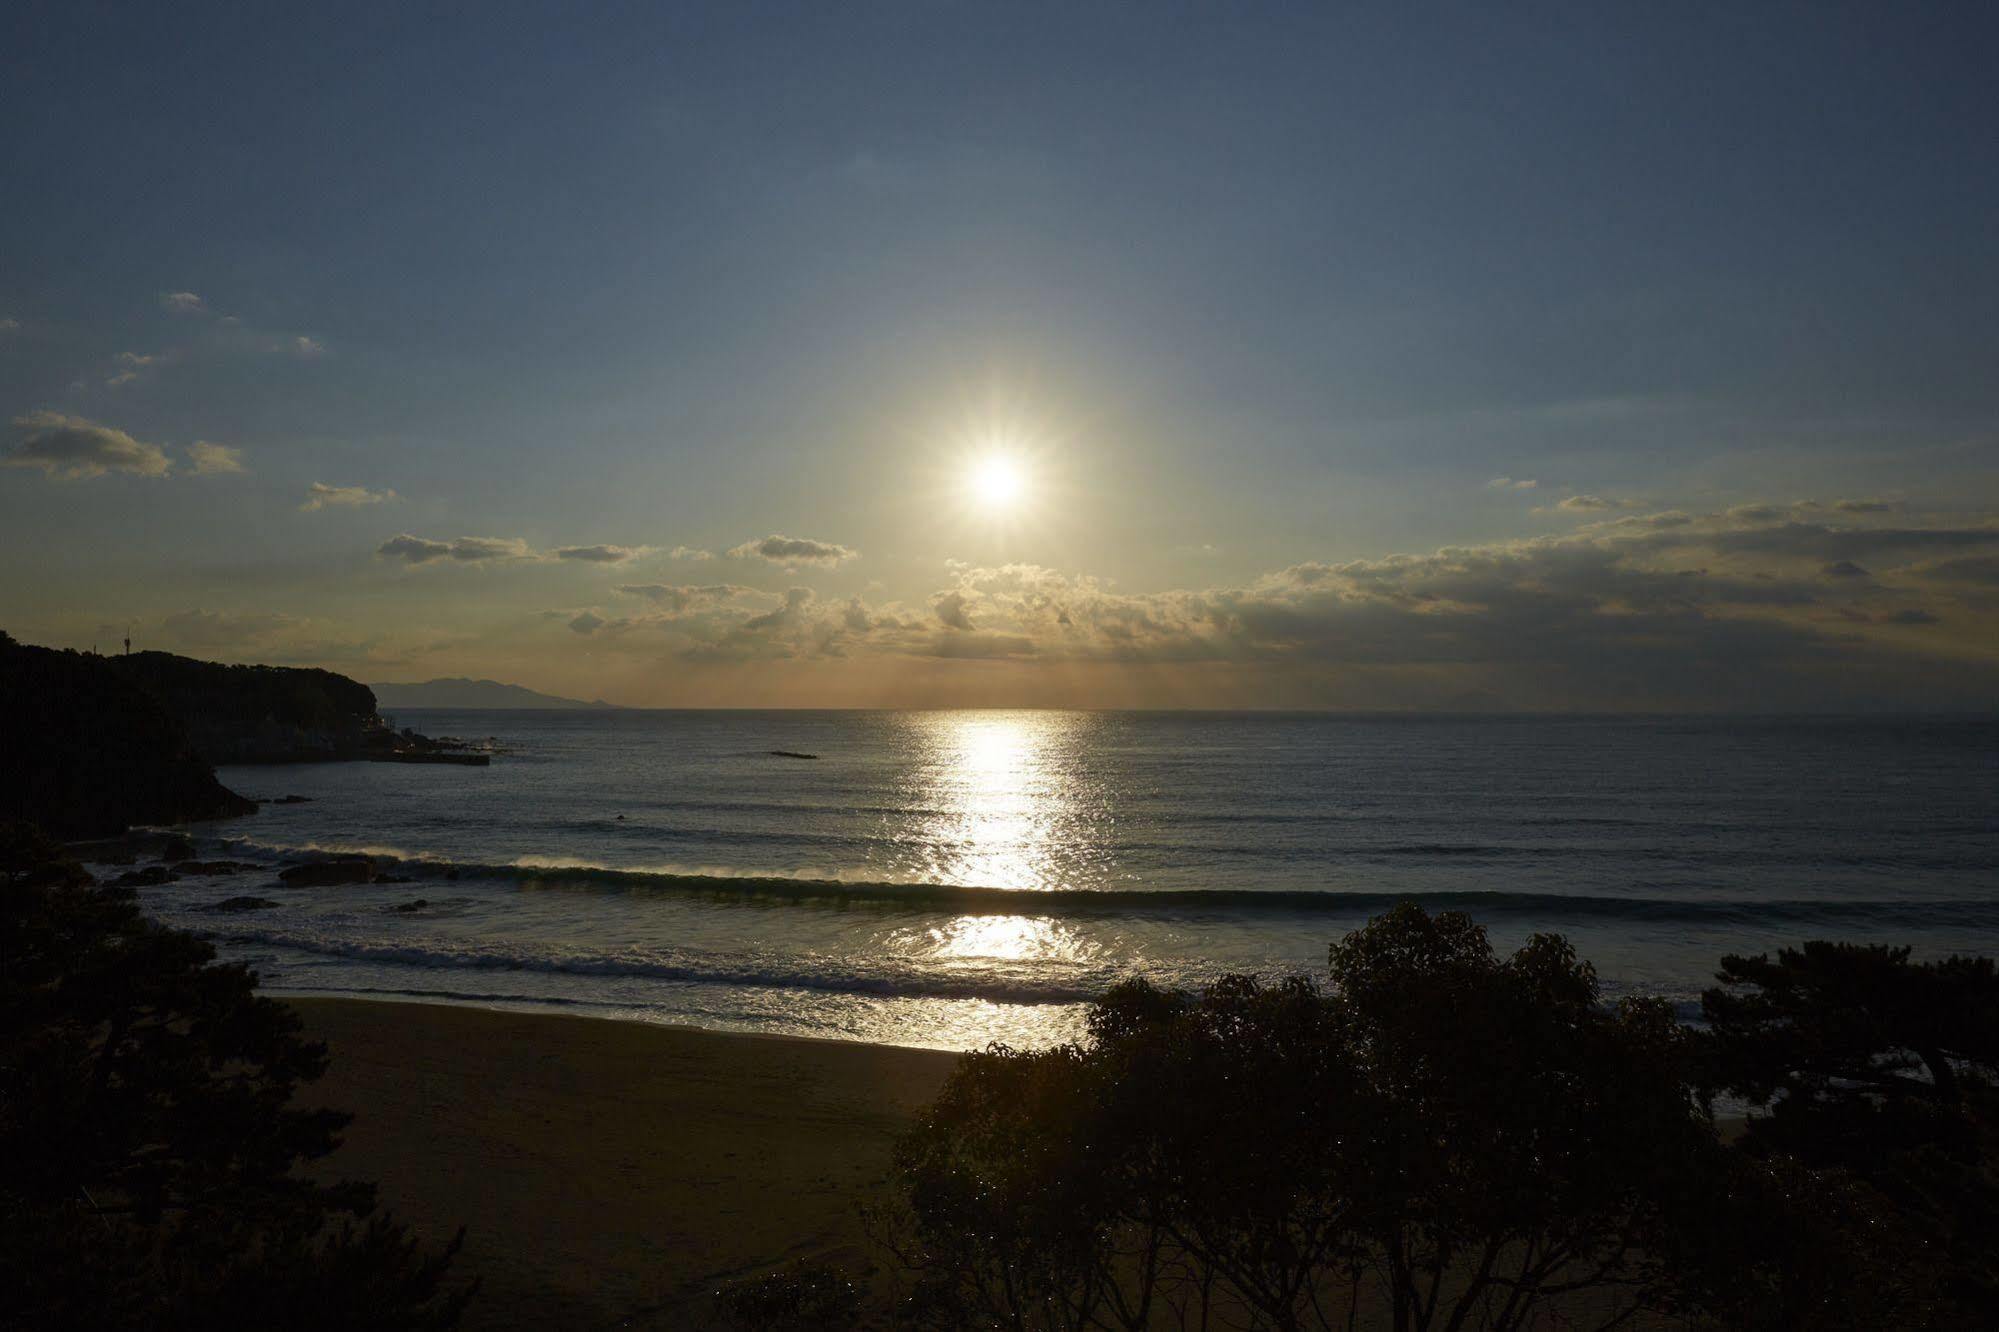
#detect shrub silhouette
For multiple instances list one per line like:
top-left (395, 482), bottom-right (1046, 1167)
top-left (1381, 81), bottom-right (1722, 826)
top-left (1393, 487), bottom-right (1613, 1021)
top-left (0, 828), bottom-right (474, 1328)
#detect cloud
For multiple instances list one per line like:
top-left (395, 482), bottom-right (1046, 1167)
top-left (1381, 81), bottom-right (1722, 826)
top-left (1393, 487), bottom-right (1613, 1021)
top-left (1554, 494), bottom-right (1632, 512)
top-left (934, 590), bottom-right (976, 631)
top-left (188, 441), bottom-right (246, 475)
top-left (105, 350), bottom-right (175, 388)
top-left (927, 631), bottom-right (1038, 659)
top-left (1485, 477), bottom-right (1538, 490)
top-left (613, 583), bottom-right (755, 614)
top-left (293, 335), bottom-right (327, 358)
top-left (0, 317), bottom-right (20, 333)
top-left (1607, 510), bottom-right (1694, 530)
top-left (302, 481), bottom-right (396, 511)
top-left (1832, 498), bottom-right (1894, 514)
top-left (1903, 554), bottom-right (1999, 587)
top-left (161, 608), bottom-right (297, 647)
top-left (742, 587), bottom-right (814, 632)
top-left (569, 610), bottom-right (606, 635)
top-left (728, 533), bottom-right (858, 568)
top-left (5, 411), bottom-right (172, 478)
top-left (669, 545), bottom-right (714, 561)
top-left (517, 501), bottom-right (1999, 709)
top-left (160, 291), bottom-right (207, 314)
top-left (555, 544), bottom-right (647, 563)
top-left (824, 506), bottom-right (1999, 707)
top-left (377, 533), bottom-right (530, 564)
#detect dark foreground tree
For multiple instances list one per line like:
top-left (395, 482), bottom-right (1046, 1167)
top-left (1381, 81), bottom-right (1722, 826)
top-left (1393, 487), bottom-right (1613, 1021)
top-left (884, 906), bottom-right (1757, 1331)
top-left (1702, 942), bottom-right (1999, 1325)
top-left (0, 823), bottom-right (474, 1329)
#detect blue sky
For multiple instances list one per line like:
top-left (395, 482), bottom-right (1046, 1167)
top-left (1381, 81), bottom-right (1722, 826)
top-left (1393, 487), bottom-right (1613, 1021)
top-left (3, 3), bottom-right (1996, 707)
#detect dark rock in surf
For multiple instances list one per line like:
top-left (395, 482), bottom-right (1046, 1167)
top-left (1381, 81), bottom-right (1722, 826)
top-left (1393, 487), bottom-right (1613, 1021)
top-left (769, 750), bottom-right (820, 760)
top-left (111, 866), bottom-right (180, 887)
top-left (209, 895), bottom-right (279, 912)
top-left (172, 860), bottom-right (262, 877)
top-left (157, 835), bottom-right (198, 861)
top-left (393, 899), bottom-right (430, 913)
top-left (273, 794), bottom-right (313, 805)
top-left (278, 858), bottom-right (377, 887)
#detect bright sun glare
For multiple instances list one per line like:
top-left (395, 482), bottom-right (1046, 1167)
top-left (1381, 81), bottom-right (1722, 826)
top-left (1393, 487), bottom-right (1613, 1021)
top-left (970, 454), bottom-right (1027, 509)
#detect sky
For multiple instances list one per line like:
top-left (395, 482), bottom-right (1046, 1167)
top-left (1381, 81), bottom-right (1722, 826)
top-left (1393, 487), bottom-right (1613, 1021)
top-left (3, 1), bottom-right (1996, 709)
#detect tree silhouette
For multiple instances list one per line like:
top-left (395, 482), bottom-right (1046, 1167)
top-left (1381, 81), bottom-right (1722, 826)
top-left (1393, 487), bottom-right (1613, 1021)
top-left (0, 825), bottom-right (474, 1328)
top-left (885, 905), bottom-right (1741, 1331)
top-left (1702, 942), bottom-right (1999, 1324)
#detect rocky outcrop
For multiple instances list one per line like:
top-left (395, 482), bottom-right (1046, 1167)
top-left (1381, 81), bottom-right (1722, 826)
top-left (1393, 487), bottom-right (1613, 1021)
top-left (110, 866), bottom-right (181, 887)
top-left (0, 634), bottom-right (259, 841)
top-left (207, 895), bottom-right (280, 912)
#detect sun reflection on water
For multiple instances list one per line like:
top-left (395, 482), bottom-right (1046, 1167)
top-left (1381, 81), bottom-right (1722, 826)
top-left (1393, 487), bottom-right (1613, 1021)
top-left (907, 914), bottom-right (1102, 965)
top-left (900, 709), bottom-right (1107, 893)
top-left (863, 712), bottom-right (1128, 1048)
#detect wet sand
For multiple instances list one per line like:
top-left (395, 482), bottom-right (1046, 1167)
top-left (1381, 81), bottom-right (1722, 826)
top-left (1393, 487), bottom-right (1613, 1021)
top-left (289, 998), bottom-right (958, 1329)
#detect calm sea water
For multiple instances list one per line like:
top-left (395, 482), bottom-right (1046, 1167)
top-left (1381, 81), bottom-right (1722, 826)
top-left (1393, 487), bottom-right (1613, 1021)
top-left (113, 711), bottom-right (1999, 1050)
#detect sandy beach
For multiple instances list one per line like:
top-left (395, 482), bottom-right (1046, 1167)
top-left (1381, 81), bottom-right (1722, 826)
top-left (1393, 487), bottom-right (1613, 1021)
top-left (290, 998), bottom-right (959, 1329)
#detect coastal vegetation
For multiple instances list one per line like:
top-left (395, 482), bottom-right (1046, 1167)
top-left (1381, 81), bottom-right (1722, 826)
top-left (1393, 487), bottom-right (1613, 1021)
top-left (872, 906), bottom-right (1999, 1330)
top-left (0, 822), bottom-right (475, 1329)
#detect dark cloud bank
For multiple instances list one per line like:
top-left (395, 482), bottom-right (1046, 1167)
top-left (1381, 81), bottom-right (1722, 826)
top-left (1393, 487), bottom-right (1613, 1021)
top-left (553, 503), bottom-right (1999, 711)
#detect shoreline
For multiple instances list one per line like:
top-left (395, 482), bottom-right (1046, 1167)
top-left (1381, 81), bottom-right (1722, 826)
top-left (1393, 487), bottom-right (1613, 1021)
top-left (276, 983), bottom-right (982, 1053)
top-left (288, 996), bottom-right (958, 1328)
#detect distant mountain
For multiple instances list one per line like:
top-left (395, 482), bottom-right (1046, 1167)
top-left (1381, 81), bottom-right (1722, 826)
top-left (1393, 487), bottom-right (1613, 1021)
top-left (370, 678), bottom-right (622, 710)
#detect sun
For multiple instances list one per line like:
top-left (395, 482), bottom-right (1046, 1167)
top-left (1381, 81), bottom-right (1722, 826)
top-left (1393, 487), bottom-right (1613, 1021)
top-left (969, 454), bottom-right (1027, 510)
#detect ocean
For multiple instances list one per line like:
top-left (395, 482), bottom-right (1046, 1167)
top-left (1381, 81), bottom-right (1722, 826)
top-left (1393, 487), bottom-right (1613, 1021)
top-left (114, 710), bottom-right (1999, 1050)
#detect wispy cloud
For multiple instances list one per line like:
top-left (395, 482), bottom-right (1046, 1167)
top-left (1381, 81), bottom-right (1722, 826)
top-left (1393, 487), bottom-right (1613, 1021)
top-left (377, 533), bottom-right (531, 564)
top-left (188, 441), bottom-right (247, 475)
top-left (161, 608), bottom-right (297, 647)
top-left (302, 481), bottom-right (396, 510)
top-left (159, 291), bottom-right (207, 314)
top-left (104, 350), bottom-right (177, 389)
top-left (5, 411), bottom-right (172, 479)
top-left (612, 583), bottom-right (756, 613)
top-left (554, 544), bottom-right (648, 563)
top-left (1551, 494), bottom-right (1644, 512)
top-left (1485, 477), bottom-right (1537, 490)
